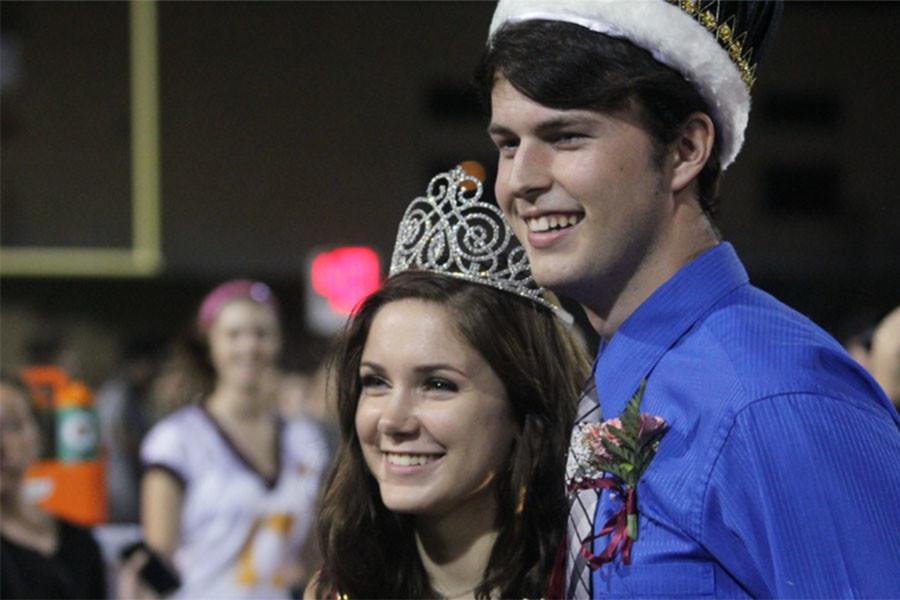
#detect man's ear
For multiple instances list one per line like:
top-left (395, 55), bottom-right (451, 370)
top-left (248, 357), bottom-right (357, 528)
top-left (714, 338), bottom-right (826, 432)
top-left (670, 112), bottom-right (715, 194)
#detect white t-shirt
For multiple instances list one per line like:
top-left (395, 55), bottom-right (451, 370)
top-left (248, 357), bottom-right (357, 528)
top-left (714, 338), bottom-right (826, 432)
top-left (140, 405), bottom-right (328, 599)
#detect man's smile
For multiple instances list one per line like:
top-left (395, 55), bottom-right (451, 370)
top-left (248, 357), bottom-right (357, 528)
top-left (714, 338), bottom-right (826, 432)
top-left (525, 213), bottom-right (584, 233)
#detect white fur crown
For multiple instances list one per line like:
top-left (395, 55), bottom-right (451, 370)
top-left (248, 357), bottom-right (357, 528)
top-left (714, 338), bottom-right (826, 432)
top-left (488, 0), bottom-right (753, 170)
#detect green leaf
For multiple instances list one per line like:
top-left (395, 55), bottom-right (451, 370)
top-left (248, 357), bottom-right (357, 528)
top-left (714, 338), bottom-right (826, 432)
top-left (601, 438), bottom-right (632, 463)
top-left (636, 455), bottom-right (653, 477)
top-left (621, 379), bottom-right (647, 431)
top-left (622, 404), bottom-right (639, 432)
top-left (610, 468), bottom-right (629, 483)
top-left (633, 378), bottom-right (648, 402)
top-left (600, 378), bottom-right (666, 486)
top-left (608, 424), bottom-right (636, 450)
top-left (633, 452), bottom-right (646, 473)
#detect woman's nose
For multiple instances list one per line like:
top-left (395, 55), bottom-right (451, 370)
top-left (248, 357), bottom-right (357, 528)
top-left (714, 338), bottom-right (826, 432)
top-left (376, 390), bottom-right (418, 435)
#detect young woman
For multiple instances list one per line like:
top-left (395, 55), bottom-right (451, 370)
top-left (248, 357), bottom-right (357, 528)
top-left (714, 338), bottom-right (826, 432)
top-left (138, 280), bottom-right (329, 598)
top-left (1, 374), bottom-right (106, 599)
top-left (309, 167), bottom-right (591, 598)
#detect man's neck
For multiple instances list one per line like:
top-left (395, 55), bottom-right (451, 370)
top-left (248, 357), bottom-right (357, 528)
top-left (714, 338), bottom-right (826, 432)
top-left (584, 211), bottom-right (719, 340)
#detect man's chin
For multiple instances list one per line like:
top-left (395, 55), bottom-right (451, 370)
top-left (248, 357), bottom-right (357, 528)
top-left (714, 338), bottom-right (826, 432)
top-left (533, 271), bottom-right (596, 309)
top-left (530, 264), bottom-right (575, 294)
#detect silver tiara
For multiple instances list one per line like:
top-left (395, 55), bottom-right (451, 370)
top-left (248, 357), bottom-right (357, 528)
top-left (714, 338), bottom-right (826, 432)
top-left (389, 167), bottom-right (571, 323)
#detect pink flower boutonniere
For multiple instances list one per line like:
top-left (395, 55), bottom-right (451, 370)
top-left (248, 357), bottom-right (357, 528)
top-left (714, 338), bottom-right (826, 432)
top-left (566, 380), bottom-right (668, 567)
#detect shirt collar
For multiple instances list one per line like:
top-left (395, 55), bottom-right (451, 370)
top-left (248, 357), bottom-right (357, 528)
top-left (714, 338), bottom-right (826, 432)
top-left (593, 242), bottom-right (749, 419)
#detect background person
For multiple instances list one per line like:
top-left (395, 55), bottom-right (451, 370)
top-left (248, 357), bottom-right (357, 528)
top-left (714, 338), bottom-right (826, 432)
top-left (95, 337), bottom-right (161, 524)
top-left (870, 305), bottom-right (900, 409)
top-left (309, 167), bottom-right (590, 598)
top-left (138, 280), bottom-right (329, 598)
top-left (1, 373), bottom-right (107, 599)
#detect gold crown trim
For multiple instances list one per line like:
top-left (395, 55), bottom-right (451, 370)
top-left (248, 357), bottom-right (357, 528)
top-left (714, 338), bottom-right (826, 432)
top-left (669, 0), bottom-right (757, 88)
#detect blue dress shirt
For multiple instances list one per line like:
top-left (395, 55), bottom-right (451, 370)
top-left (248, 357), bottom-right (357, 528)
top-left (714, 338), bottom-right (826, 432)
top-left (588, 243), bottom-right (900, 598)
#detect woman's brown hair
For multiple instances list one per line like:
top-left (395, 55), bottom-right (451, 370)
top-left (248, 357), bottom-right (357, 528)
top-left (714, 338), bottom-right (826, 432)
top-left (315, 270), bottom-right (590, 598)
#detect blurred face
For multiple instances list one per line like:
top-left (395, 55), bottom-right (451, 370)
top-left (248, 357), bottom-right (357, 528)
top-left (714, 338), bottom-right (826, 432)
top-left (208, 300), bottom-right (281, 391)
top-left (489, 77), bottom-right (670, 306)
top-left (0, 383), bottom-right (40, 502)
top-left (355, 299), bottom-right (517, 521)
top-left (870, 307), bottom-right (900, 406)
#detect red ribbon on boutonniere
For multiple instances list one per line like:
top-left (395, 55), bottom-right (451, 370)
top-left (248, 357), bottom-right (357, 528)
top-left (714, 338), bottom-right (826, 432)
top-left (566, 380), bottom-right (668, 567)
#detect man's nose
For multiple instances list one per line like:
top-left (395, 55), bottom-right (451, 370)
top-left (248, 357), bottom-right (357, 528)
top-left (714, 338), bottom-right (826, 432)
top-left (507, 141), bottom-right (552, 202)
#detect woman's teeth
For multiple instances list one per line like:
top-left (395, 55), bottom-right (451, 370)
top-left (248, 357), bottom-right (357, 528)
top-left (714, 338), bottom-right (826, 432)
top-left (385, 453), bottom-right (440, 466)
top-left (526, 214), bottom-right (582, 233)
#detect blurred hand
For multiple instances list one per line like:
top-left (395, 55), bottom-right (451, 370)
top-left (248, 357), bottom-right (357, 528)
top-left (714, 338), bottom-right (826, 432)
top-left (117, 549), bottom-right (161, 600)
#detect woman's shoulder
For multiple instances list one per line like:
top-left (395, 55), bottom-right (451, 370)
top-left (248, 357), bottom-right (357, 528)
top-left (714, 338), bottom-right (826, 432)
top-left (140, 404), bottom-right (210, 472)
top-left (156, 403), bottom-right (206, 427)
top-left (144, 404), bottom-right (207, 442)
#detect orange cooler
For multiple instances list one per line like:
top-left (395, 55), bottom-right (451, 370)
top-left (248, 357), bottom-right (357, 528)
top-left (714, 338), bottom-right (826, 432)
top-left (21, 366), bottom-right (107, 525)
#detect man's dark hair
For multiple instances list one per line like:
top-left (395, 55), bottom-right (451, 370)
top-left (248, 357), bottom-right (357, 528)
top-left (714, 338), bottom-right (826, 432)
top-left (475, 19), bottom-right (723, 219)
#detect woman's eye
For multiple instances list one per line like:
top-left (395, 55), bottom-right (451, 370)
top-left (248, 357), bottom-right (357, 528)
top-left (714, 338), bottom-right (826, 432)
top-left (360, 374), bottom-right (387, 389)
top-left (424, 378), bottom-right (458, 393)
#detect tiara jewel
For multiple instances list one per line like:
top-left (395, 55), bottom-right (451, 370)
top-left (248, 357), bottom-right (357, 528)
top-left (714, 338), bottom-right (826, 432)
top-left (389, 166), bottom-right (570, 322)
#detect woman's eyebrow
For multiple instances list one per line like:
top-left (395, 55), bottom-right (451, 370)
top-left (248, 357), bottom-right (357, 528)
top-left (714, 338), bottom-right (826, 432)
top-left (414, 364), bottom-right (467, 377)
top-left (359, 361), bottom-right (385, 372)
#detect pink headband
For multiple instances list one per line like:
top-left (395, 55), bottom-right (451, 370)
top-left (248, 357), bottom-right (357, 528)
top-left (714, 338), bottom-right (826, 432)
top-left (196, 279), bottom-right (279, 333)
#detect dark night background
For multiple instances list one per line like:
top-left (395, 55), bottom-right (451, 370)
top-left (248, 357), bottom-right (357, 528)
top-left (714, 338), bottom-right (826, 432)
top-left (2, 1), bottom-right (899, 383)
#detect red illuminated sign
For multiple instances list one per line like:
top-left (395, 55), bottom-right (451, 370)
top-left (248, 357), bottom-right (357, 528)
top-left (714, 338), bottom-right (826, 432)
top-left (310, 246), bottom-right (381, 315)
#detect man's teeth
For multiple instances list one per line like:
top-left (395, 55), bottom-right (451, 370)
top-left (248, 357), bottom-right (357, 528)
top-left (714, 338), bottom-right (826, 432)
top-left (385, 453), bottom-right (440, 466)
top-left (527, 214), bottom-right (581, 233)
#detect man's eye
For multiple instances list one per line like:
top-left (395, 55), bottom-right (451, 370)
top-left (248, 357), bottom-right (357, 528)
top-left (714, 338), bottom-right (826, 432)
top-left (553, 132), bottom-right (586, 144)
top-left (493, 138), bottom-right (518, 154)
top-left (424, 378), bottom-right (458, 393)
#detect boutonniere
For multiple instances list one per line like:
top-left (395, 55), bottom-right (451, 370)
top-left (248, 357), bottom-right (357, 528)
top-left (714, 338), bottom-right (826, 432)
top-left (566, 380), bottom-right (668, 567)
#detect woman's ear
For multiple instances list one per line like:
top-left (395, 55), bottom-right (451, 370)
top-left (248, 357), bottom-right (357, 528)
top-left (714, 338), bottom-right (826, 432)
top-left (669, 112), bottom-right (715, 194)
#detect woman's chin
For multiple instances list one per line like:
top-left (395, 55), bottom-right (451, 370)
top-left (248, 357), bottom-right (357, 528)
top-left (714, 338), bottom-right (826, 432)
top-left (221, 374), bottom-right (266, 393)
top-left (380, 493), bottom-right (434, 516)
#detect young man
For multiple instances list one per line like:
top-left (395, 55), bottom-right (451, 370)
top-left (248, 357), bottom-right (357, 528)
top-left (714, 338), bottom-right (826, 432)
top-left (477, 1), bottom-right (900, 597)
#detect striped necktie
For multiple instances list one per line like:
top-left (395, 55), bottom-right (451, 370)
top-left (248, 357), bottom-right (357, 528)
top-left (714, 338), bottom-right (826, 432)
top-left (566, 383), bottom-right (601, 599)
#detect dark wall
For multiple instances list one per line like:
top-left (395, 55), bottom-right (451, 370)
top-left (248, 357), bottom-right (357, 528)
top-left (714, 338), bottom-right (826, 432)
top-left (155, 1), bottom-right (499, 276)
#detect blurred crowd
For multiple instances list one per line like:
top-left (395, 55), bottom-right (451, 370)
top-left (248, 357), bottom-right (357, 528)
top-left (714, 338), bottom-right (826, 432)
top-left (1, 281), bottom-right (898, 599)
top-left (2, 280), bottom-right (339, 599)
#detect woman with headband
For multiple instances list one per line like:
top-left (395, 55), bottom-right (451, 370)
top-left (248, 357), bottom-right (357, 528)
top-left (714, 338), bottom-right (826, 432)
top-left (307, 167), bottom-right (590, 598)
top-left (136, 280), bottom-right (329, 598)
